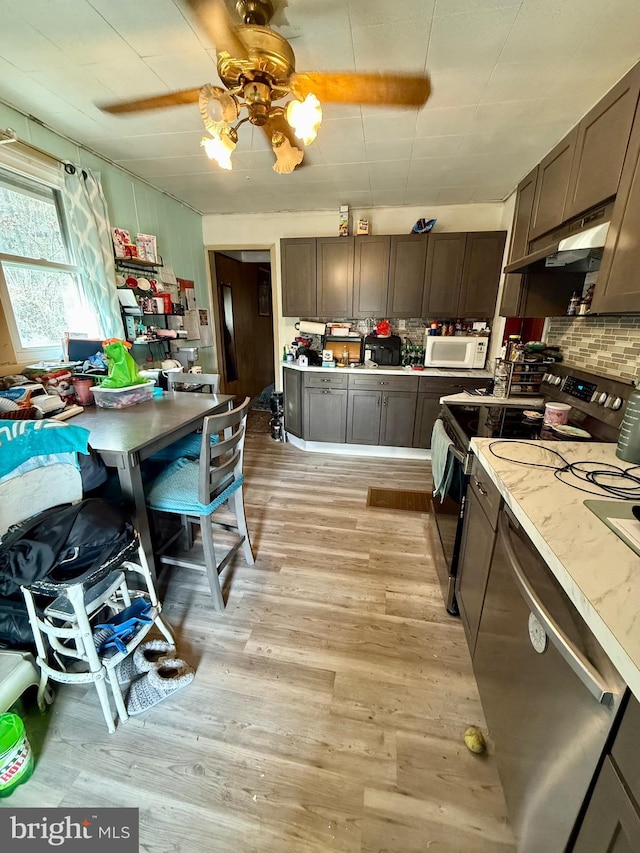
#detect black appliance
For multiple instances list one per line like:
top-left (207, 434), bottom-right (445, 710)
top-left (430, 364), bottom-right (632, 615)
top-left (364, 334), bottom-right (401, 366)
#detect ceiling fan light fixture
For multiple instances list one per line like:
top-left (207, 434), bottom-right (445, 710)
top-left (201, 123), bottom-right (238, 171)
top-left (285, 93), bottom-right (322, 146)
top-left (271, 131), bottom-right (304, 174)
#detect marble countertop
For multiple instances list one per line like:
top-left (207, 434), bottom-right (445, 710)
top-left (471, 437), bottom-right (640, 700)
top-left (441, 392), bottom-right (544, 407)
top-left (283, 363), bottom-right (494, 379)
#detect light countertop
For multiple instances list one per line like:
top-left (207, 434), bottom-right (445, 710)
top-left (441, 392), bottom-right (544, 407)
top-left (283, 363), bottom-right (494, 379)
top-left (471, 437), bottom-right (640, 700)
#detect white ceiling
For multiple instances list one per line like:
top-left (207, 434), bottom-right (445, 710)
top-left (1, 0), bottom-right (639, 215)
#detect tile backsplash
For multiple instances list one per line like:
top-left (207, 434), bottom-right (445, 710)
top-left (546, 315), bottom-right (640, 382)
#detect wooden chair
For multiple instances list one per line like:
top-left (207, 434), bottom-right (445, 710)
top-left (145, 397), bottom-right (254, 610)
top-left (151, 372), bottom-right (223, 462)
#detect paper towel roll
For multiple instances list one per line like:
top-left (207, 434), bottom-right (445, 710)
top-left (297, 320), bottom-right (326, 335)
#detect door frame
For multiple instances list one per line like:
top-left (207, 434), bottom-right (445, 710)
top-left (205, 242), bottom-right (278, 395)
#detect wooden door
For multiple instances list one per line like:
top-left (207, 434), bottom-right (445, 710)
top-left (380, 391), bottom-right (417, 447)
top-left (458, 231), bottom-right (507, 318)
top-left (281, 238), bottom-right (317, 317)
top-left (303, 388), bottom-right (347, 442)
top-left (283, 366), bottom-right (302, 438)
top-left (500, 166), bottom-right (538, 317)
top-left (346, 390), bottom-right (381, 444)
top-left (352, 235), bottom-right (390, 318)
top-left (592, 99), bottom-right (640, 314)
top-left (387, 234), bottom-right (428, 317)
top-left (317, 237), bottom-right (354, 318)
top-left (529, 127), bottom-right (578, 240)
top-left (424, 232), bottom-right (467, 317)
top-left (572, 757), bottom-right (640, 853)
top-left (565, 65), bottom-right (640, 221)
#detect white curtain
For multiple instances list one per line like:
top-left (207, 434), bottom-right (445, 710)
top-left (63, 167), bottom-right (123, 338)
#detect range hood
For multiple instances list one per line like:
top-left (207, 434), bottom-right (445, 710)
top-left (505, 221), bottom-right (610, 274)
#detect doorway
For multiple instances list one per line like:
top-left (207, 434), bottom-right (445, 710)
top-left (209, 250), bottom-right (275, 403)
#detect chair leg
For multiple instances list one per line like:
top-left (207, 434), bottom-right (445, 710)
top-left (106, 668), bottom-right (129, 724)
top-left (181, 513), bottom-right (194, 549)
top-left (232, 486), bottom-right (255, 566)
top-left (200, 515), bottom-right (225, 611)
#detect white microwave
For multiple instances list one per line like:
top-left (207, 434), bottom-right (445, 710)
top-left (424, 335), bottom-right (488, 369)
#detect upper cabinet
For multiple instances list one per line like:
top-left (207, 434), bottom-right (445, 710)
top-left (317, 236), bottom-right (354, 317)
top-left (281, 238), bottom-right (317, 317)
top-left (424, 233), bottom-right (467, 316)
top-left (564, 65), bottom-right (640, 221)
top-left (499, 166), bottom-right (538, 317)
top-left (529, 127), bottom-right (578, 241)
top-left (352, 235), bottom-right (391, 318)
top-left (387, 234), bottom-right (429, 318)
top-left (459, 231), bottom-right (507, 317)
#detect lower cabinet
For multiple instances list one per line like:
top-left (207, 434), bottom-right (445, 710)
top-left (347, 389), bottom-right (417, 446)
top-left (303, 387), bottom-right (347, 443)
top-left (283, 365), bottom-right (303, 437)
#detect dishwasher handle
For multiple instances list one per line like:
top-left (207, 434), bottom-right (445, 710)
top-left (498, 512), bottom-right (616, 706)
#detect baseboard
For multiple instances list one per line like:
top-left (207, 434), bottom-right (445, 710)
top-left (285, 432), bottom-right (431, 460)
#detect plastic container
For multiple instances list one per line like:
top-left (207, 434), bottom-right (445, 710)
top-left (93, 380), bottom-right (155, 409)
top-left (617, 385), bottom-right (640, 463)
top-left (0, 713), bottom-right (34, 797)
top-left (544, 402), bottom-right (571, 425)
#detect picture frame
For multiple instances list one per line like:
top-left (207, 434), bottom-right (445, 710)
top-left (258, 280), bottom-right (271, 317)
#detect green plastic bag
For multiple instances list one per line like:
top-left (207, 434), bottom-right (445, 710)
top-left (100, 339), bottom-right (147, 389)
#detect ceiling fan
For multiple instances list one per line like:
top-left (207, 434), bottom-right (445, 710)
top-left (100, 0), bottom-right (431, 174)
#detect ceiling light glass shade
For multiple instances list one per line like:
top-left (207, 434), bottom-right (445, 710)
top-left (271, 133), bottom-right (304, 174)
top-left (201, 123), bottom-right (237, 171)
top-left (199, 84), bottom-right (239, 130)
top-left (285, 93), bottom-right (322, 146)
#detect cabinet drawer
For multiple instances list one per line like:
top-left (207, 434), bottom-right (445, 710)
top-left (612, 694), bottom-right (640, 808)
top-left (348, 374), bottom-right (419, 392)
top-left (304, 372), bottom-right (348, 389)
top-left (469, 457), bottom-right (501, 530)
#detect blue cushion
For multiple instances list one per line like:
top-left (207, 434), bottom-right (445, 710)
top-left (150, 432), bottom-right (219, 463)
top-left (146, 456), bottom-right (243, 516)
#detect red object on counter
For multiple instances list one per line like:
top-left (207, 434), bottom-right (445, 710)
top-left (161, 293), bottom-right (173, 313)
top-left (375, 319), bottom-right (391, 336)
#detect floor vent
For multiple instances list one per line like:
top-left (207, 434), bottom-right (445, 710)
top-left (366, 488), bottom-right (431, 513)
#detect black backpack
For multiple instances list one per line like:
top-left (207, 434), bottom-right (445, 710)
top-left (0, 499), bottom-right (137, 597)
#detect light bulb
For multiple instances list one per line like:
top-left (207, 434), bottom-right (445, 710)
top-left (200, 124), bottom-right (237, 171)
top-left (285, 93), bottom-right (322, 146)
top-left (271, 133), bottom-right (304, 174)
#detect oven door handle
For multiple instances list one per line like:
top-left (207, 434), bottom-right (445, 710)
top-left (497, 512), bottom-right (616, 706)
top-left (448, 445), bottom-right (465, 465)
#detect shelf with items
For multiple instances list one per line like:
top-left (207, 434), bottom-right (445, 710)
top-left (114, 256), bottom-right (163, 271)
top-left (494, 358), bottom-right (545, 398)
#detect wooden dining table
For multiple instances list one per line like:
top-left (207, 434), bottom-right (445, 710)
top-left (73, 391), bottom-right (235, 578)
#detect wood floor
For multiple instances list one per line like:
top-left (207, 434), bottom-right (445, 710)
top-left (9, 434), bottom-right (515, 853)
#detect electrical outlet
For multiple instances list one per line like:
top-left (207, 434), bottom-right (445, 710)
top-left (398, 319), bottom-right (406, 330)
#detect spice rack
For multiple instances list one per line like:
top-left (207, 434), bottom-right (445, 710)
top-left (494, 359), bottom-right (545, 398)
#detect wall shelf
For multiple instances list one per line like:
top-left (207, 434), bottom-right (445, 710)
top-left (114, 256), bottom-right (163, 271)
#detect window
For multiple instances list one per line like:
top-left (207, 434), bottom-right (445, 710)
top-left (0, 167), bottom-right (101, 363)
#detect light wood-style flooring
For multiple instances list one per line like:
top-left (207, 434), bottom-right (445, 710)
top-left (10, 434), bottom-right (515, 853)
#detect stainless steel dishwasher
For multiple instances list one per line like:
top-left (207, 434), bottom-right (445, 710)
top-left (473, 507), bottom-right (626, 853)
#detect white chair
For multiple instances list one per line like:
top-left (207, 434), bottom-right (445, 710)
top-left (146, 397), bottom-right (254, 610)
top-left (151, 372), bottom-right (222, 463)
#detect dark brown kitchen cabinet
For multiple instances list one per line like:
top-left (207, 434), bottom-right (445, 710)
top-left (499, 166), bottom-right (538, 317)
top-left (564, 65), bottom-right (640, 222)
top-left (317, 236), bottom-right (354, 318)
top-left (387, 234), bottom-right (429, 317)
top-left (347, 390), bottom-right (383, 444)
top-left (380, 391), bottom-right (417, 446)
top-left (591, 94), bottom-right (640, 314)
top-left (281, 238), bottom-right (317, 316)
top-left (572, 757), bottom-right (640, 853)
top-left (352, 235), bottom-right (390, 318)
top-left (458, 231), bottom-right (507, 317)
top-left (303, 387), bottom-right (347, 442)
top-left (283, 366), bottom-right (303, 438)
top-left (529, 127), bottom-right (578, 241)
top-left (424, 232), bottom-right (467, 316)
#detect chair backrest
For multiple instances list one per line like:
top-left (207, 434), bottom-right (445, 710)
top-left (198, 397), bottom-right (251, 505)
top-left (167, 372), bottom-right (220, 394)
top-left (0, 463), bottom-right (83, 536)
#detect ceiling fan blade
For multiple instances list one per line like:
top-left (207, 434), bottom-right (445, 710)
top-left (186, 0), bottom-right (249, 59)
top-left (99, 88), bottom-right (203, 114)
top-left (290, 72), bottom-right (431, 108)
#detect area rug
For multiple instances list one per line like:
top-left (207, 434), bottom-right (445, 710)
top-left (366, 487), bottom-right (431, 513)
top-left (246, 409), bottom-right (272, 435)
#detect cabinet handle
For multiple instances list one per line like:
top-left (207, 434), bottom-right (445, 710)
top-left (379, 381), bottom-right (388, 385)
top-left (323, 390), bottom-right (330, 394)
top-left (497, 512), bottom-right (616, 705)
top-left (475, 479), bottom-right (488, 496)
top-left (382, 396), bottom-right (388, 406)
top-left (321, 378), bottom-right (330, 382)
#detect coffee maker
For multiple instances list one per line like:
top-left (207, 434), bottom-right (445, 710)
top-left (175, 346), bottom-right (198, 370)
top-left (364, 334), bottom-right (402, 366)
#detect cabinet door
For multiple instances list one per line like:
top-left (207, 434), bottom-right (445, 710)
top-left (572, 757), bottom-right (640, 853)
top-left (455, 487), bottom-right (496, 657)
top-left (317, 237), bottom-right (354, 318)
top-left (387, 234), bottom-right (428, 317)
top-left (346, 390), bottom-right (381, 444)
top-left (565, 65), bottom-right (640, 221)
top-left (529, 127), bottom-right (578, 240)
top-left (424, 233), bottom-right (467, 317)
top-left (499, 166), bottom-right (538, 317)
top-left (499, 276), bottom-right (523, 317)
top-left (281, 238), bottom-right (317, 317)
top-left (591, 99), bottom-right (640, 314)
top-left (304, 388), bottom-right (347, 443)
top-left (458, 231), bottom-right (507, 318)
top-left (380, 391), bottom-right (417, 447)
top-left (283, 366), bottom-right (302, 438)
top-left (352, 235), bottom-right (390, 318)
top-left (412, 394), bottom-right (441, 448)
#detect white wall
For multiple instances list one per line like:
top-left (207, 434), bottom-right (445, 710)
top-left (203, 202), bottom-right (506, 388)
